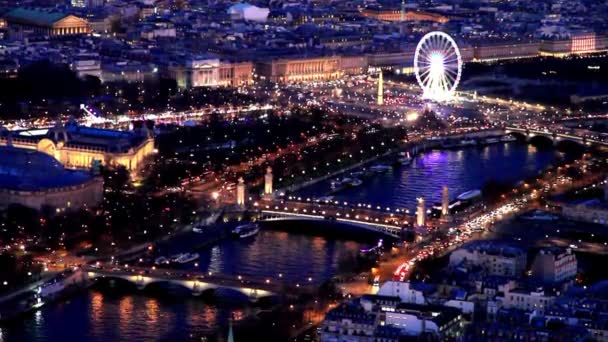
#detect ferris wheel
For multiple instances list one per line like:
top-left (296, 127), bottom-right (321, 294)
top-left (414, 31), bottom-right (463, 102)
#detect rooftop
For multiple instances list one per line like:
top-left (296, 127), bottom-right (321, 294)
top-left (0, 146), bottom-right (94, 192)
top-left (4, 8), bottom-right (70, 26)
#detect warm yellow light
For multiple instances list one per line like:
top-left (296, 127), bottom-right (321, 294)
top-left (406, 112), bottom-right (419, 122)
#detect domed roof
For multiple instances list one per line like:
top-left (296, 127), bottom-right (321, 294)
top-left (0, 146), bottom-right (93, 191)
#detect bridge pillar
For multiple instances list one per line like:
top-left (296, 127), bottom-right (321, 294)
top-left (263, 167), bottom-right (274, 201)
top-left (441, 186), bottom-right (451, 222)
top-left (237, 177), bottom-right (246, 207)
top-left (192, 280), bottom-right (203, 296)
top-left (135, 275), bottom-right (147, 290)
top-left (416, 197), bottom-right (426, 228)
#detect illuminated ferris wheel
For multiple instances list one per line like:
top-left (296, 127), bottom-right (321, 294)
top-left (414, 31), bottom-right (462, 102)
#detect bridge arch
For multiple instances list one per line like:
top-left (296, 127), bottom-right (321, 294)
top-left (92, 275), bottom-right (139, 291)
top-left (142, 280), bottom-right (195, 295)
top-left (528, 134), bottom-right (554, 147)
top-left (258, 214), bottom-right (401, 239)
top-left (507, 131), bottom-right (527, 142)
top-left (85, 271), bottom-right (277, 301)
top-left (554, 138), bottom-right (585, 151)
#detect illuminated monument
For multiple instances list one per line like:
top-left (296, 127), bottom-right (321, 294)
top-left (0, 120), bottom-right (155, 176)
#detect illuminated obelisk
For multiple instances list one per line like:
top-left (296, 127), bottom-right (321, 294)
top-left (236, 177), bottom-right (245, 207)
top-left (416, 197), bottom-right (426, 228)
top-left (377, 70), bottom-right (384, 106)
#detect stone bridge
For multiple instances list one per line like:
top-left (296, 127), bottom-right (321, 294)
top-left (84, 265), bottom-right (315, 300)
top-left (505, 126), bottom-right (608, 147)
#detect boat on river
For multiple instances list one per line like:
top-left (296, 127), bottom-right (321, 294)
top-left (458, 139), bottom-right (477, 147)
top-left (154, 256), bottom-right (170, 265)
top-left (396, 152), bottom-right (412, 165)
top-left (370, 164), bottom-right (392, 173)
top-left (169, 253), bottom-right (199, 264)
top-left (232, 223), bottom-right (260, 239)
top-left (501, 135), bottom-right (517, 142)
top-left (457, 189), bottom-right (482, 202)
top-left (342, 177), bottom-right (363, 187)
top-left (483, 137), bottom-right (500, 145)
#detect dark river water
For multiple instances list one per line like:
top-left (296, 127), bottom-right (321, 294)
top-left (299, 142), bottom-right (571, 211)
top-left (0, 142), bottom-right (573, 342)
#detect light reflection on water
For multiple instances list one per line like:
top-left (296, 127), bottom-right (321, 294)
top-left (299, 142), bottom-right (569, 211)
top-left (2, 231), bottom-right (364, 342)
top-left (199, 230), bottom-right (363, 283)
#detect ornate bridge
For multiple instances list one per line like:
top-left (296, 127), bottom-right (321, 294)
top-left (83, 265), bottom-right (315, 300)
top-left (254, 200), bottom-right (414, 238)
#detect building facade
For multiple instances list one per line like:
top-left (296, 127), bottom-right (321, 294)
top-left (500, 288), bottom-right (556, 314)
top-left (170, 58), bottom-right (253, 89)
top-left (449, 242), bottom-right (527, 277)
top-left (4, 8), bottom-right (90, 37)
top-left (540, 33), bottom-right (600, 56)
top-left (473, 42), bottom-right (540, 61)
top-left (0, 122), bottom-right (155, 175)
top-left (256, 56), bottom-right (342, 83)
top-left (360, 9), bottom-right (448, 23)
top-left (531, 247), bottom-right (577, 284)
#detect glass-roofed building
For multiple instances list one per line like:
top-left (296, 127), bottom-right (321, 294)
top-left (0, 146), bottom-right (103, 210)
top-left (0, 120), bottom-right (155, 177)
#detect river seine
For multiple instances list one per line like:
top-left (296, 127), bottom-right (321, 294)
top-left (0, 142), bottom-right (574, 342)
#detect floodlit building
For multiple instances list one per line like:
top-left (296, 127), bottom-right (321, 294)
top-left (360, 8), bottom-right (448, 23)
top-left (377, 281), bottom-right (433, 305)
top-left (383, 303), bottom-right (464, 339)
top-left (531, 247), bottom-right (577, 284)
top-left (169, 57), bottom-right (253, 89)
top-left (540, 32), bottom-right (600, 56)
top-left (0, 121), bottom-right (155, 175)
top-left (500, 287), bottom-right (556, 314)
top-left (449, 241), bottom-right (526, 277)
top-left (4, 8), bottom-right (90, 37)
top-left (256, 56), bottom-right (342, 83)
